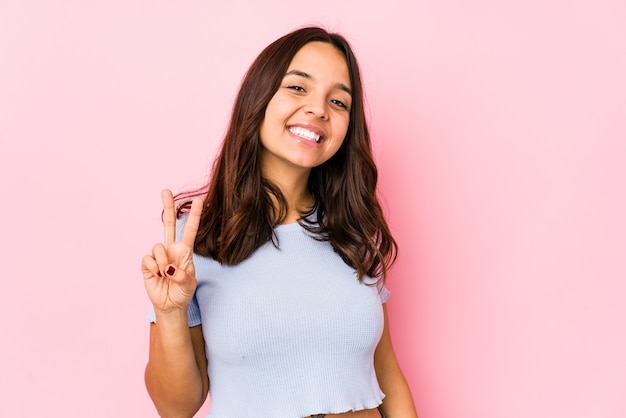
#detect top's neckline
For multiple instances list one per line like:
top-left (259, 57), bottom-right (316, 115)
top-left (274, 220), bottom-right (304, 232)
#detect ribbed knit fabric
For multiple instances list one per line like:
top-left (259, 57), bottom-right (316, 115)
top-left (147, 215), bottom-right (390, 417)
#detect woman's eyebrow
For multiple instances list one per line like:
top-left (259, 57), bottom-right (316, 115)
top-left (284, 69), bottom-right (352, 96)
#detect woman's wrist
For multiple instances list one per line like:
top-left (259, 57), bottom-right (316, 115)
top-left (153, 306), bottom-right (189, 326)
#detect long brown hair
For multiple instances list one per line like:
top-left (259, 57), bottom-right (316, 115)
top-left (176, 26), bottom-right (397, 281)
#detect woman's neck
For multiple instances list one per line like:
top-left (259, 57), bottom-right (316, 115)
top-left (263, 168), bottom-right (314, 224)
top-left (283, 189), bottom-right (314, 224)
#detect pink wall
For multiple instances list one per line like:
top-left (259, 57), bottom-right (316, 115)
top-left (2, 1), bottom-right (625, 417)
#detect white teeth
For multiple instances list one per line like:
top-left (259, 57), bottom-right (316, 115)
top-left (289, 126), bottom-right (321, 143)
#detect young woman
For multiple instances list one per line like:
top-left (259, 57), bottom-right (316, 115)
top-left (142, 26), bottom-right (418, 418)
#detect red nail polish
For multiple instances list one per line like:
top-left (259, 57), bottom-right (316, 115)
top-left (157, 271), bottom-right (162, 278)
top-left (166, 266), bottom-right (176, 276)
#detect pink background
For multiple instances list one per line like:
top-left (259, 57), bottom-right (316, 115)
top-left (2, 0), bottom-right (625, 417)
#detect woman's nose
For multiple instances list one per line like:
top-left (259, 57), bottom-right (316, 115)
top-left (303, 95), bottom-right (329, 120)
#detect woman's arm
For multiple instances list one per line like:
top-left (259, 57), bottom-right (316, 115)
top-left (145, 319), bottom-right (209, 418)
top-left (375, 305), bottom-right (418, 418)
top-left (142, 191), bottom-right (208, 417)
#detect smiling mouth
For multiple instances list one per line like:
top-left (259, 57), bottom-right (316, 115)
top-left (288, 126), bottom-right (322, 143)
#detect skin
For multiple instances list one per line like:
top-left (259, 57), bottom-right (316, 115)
top-left (143, 42), bottom-right (418, 417)
top-left (143, 190), bottom-right (208, 417)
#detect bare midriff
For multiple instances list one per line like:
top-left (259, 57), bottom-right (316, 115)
top-left (307, 407), bottom-right (382, 418)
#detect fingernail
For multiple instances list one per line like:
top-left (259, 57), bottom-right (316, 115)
top-left (157, 271), bottom-right (162, 278)
top-left (166, 265), bottom-right (176, 276)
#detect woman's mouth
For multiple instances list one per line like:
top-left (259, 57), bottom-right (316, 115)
top-left (288, 126), bottom-right (322, 143)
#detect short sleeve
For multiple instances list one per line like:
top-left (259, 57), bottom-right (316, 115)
top-left (376, 281), bottom-right (391, 304)
top-left (145, 304), bottom-right (156, 322)
top-left (186, 294), bottom-right (202, 326)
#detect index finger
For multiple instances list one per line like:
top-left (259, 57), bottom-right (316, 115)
top-left (161, 189), bottom-right (176, 246)
top-left (180, 197), bottom-right (203, 248)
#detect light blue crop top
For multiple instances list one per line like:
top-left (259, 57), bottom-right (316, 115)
top-left (147, 215), bottom-right (390, 417)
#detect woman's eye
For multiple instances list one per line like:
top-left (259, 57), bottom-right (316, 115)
top-left (287, 85), bottom-right (305, 92)
top-left (331, 99), bottom-right (348, 109)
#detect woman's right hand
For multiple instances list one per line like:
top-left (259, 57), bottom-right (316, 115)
top-left (142, 189), bottom-right (204, 315)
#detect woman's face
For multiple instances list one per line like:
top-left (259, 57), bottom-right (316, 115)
top-left (259, 41), bottom-right (352, 180)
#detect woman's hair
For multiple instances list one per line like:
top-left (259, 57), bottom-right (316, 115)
top-left (176, 26), bottom-right (397, 281)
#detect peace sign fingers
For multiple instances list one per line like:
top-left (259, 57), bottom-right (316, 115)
top-left (161, 189), bottom-right (204, 249)
top-left (144, 189), bottom-right (202, 313)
